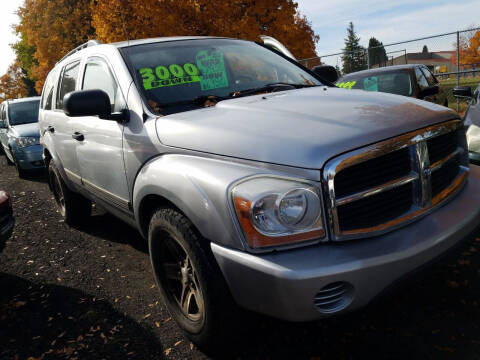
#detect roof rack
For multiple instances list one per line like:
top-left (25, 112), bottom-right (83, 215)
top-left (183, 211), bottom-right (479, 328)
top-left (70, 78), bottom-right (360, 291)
top-left (57, 40), bottom-right (102, 64)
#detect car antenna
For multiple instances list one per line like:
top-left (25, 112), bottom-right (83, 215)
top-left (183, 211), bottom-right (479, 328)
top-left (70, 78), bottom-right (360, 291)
top-left (117, 0), bottom-right (130, 45)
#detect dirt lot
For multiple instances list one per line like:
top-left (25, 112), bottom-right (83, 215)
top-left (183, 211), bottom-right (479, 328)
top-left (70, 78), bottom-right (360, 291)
top-left (1, 157), bottom-right (480, 360)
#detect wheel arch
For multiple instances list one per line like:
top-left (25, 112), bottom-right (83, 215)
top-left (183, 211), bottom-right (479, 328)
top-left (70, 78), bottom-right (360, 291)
top-left (132, 154), bottom-right (260, 251)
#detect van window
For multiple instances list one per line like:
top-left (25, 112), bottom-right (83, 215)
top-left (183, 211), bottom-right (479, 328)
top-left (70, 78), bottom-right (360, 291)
top-left (83, 58), bottom-right (125, 112)
top-left (56, 61), bottom-right (80, 110)
top-left (42, 69), bottom-right (56, 110)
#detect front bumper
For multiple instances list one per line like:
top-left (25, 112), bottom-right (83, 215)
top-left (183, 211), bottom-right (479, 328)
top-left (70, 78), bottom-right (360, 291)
top-left (14, 144), bottom-right (44, 170)
top-left (0, 214), bottom-right (14, 252)
top-left (212, 165), bottom-right (480, 322)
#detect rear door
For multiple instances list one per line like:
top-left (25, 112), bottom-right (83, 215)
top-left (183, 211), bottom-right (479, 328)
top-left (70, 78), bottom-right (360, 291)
top-left (73, 56), bottom-right (130, 211)
top-left (48, 60), bottom-right (83, 184)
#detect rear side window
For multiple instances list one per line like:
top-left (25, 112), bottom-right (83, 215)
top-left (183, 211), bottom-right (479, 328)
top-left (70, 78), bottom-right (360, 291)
top-left (82, 58), bottom-right (125, 112)
top-left (337, 71), bottom-right (413, 97)
top-left (415, 67), bottom-right (429, 90)
top-left (56, 61), bottom-right (80, 110)
top-left (421, 67), bottom-right (438, 86)
top-left (42, 70), bottom-right (56, 110)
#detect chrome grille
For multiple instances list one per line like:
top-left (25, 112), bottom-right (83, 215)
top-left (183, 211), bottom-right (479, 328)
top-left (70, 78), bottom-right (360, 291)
top-left (324, 120), bottom-right (468, 241)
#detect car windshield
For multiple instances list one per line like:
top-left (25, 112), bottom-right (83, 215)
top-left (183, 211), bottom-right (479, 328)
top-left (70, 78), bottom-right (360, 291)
top-left (121, 38), bottom-right (322, 115)
top-left (337, 70), bottom-right (413, 97)
top-left (8, 100), bottom-right (40, 125)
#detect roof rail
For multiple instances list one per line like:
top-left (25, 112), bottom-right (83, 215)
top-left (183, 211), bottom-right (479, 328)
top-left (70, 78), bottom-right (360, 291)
top-left (57, 40), bottom-right (102, 64)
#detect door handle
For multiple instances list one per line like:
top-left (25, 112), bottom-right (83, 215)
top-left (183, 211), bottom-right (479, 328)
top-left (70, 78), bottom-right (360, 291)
top-left (47, 126), bottom-right (55, 133)
top-left (72, 132), bottom-right (84, 141)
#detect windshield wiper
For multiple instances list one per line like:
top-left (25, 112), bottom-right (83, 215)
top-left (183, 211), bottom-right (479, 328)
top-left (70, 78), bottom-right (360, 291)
top-left (229, 82), bottom-right (318, 97)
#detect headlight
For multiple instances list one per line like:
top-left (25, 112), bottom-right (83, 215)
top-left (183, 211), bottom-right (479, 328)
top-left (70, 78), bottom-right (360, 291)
top-left (16, 137), bottom-right (39, 148)
top-left (466, 124), bottom-right (480, 153)
top-left (231, 177), bottom-right (324, 249)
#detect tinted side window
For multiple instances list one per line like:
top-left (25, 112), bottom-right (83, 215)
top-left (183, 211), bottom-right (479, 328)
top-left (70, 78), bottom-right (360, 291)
top-left (42, 70), bottom-right (56, 110)
top-left (56, 61), bottom-right (80, 110)
top-left (421, 67), bottom-right (437, 86)
top-left (82, 58), bottom-right (125, 113)
top-left (415, 67), bottom-right (429, 90)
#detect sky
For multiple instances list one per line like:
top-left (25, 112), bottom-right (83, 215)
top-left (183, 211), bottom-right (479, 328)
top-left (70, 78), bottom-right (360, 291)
top-left (0, 0), bottom-right (479, 74)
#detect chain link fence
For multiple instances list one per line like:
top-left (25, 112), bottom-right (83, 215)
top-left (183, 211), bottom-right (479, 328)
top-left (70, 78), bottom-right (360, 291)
top-left (299, 27), bottom-right (480, 113)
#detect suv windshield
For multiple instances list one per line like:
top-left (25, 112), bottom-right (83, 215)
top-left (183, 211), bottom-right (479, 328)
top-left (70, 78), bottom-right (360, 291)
top-left (337, 70), bottom-right (413, 97)
top-left (121, 38), bottom-right (322, 115)
top-left (8, 100), bottom-right (40, 125)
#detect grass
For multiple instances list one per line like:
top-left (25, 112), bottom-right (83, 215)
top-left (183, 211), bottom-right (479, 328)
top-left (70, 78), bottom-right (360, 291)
top-left (436, 75), bottom-right (479, 113)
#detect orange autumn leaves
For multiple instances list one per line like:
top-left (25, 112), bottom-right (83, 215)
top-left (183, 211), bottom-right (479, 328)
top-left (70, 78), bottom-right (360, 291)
top-left (10, 0), bottom-right (319, 95)
top-left (16, 0), bottom-right (95, 94)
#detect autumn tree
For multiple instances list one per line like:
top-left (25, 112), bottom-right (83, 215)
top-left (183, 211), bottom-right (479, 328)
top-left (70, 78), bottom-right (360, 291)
top-left (459, 30), bottom-right (480, 66)
top-left (16, 0), bottom-right (95, 93)
top-left (342, 22), bottom-right (367, 74)
top-left (12, 0), bottom-right (318, 92)
top-left (91, 0), bottom-right (319, 60)
top-left (0, 61), bottom-right (29, 102)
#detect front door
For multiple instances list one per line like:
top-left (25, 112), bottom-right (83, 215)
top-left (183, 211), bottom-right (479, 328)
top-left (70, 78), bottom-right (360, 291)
top-left (74, 56), bottom-right (130, 212)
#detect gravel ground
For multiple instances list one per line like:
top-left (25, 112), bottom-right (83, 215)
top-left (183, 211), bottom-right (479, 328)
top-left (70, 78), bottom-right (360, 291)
top-left (1, 156), bottom-right (480, 359)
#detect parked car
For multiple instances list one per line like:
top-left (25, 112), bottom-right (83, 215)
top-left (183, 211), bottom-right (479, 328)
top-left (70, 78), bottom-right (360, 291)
top-left (336, 64), bottom-right (447, 106)
top-left (0, 191), bottom-right (14, 252)
top-left (0, 97), bottom-right (43, 177)
top-left (39, 37), bottom-right (480, 347)
top-left (454, 84), bottom-right (480, 164)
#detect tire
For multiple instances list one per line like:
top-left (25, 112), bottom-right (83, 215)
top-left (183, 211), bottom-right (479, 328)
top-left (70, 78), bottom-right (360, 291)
top-left (148, 207), bottom-right (234, 348)
top-left (48, 160), bottom-right (92, 225)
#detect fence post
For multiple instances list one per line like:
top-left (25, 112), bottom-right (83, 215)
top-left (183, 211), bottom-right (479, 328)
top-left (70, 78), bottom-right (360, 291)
top-left (456, 31), bottom-right (460, 112)
top-left (367, 49), bottom-right (370, 69)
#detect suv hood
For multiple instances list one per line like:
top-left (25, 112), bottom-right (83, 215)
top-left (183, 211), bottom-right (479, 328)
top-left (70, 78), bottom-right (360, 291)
top-left (10, 123), bottom-right (40, 138)
top-left (156, 87), bottom-right (458, 169)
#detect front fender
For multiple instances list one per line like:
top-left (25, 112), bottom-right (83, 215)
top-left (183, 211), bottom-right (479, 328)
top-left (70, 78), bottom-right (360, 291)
top-left (133, 154), bottom-right (286, 250)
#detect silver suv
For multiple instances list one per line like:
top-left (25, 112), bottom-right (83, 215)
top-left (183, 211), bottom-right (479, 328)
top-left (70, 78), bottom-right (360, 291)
top-left (39, 37), bottom-right (480, 347)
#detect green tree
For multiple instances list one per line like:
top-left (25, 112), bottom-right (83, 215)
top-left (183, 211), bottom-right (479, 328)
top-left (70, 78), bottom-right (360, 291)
top-left (335, 64), bottom-right (342, 77)
top-left (368, 37), bottom-right (387, 68)
top-left (342, 22), bottom-right (367, 74)
top-left (11, 33), bottom-right (38, 96)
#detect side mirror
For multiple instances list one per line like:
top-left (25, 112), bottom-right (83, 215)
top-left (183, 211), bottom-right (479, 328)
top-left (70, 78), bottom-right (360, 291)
top-left (419, 85), bottom-right (439, 98)
top-left (63, 89), bottom-right (128, 121)
top-left (453, 86), bottom-right (473, 98)
top-left (311, 65), bottom-right (339, 83)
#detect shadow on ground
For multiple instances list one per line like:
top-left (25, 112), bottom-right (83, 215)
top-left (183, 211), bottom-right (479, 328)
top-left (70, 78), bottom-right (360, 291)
top-left (73, 210), bottom-right (149, 254)
top-left (0, 273), bottom-right (164, 359)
